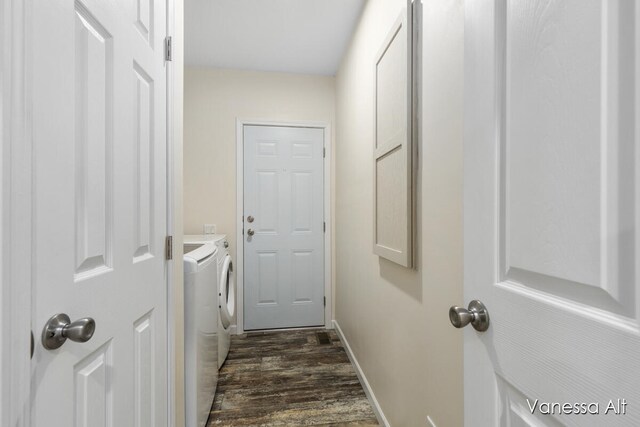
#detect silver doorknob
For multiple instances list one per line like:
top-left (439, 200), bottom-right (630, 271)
top-left (247, 215), bottom-right (254, 223)
top-left (41, 313), bottom-right (96, 350)
top-left (449, 300), bottom-right (490, 332)
top-left (247, 229), bottom-right (255, 236)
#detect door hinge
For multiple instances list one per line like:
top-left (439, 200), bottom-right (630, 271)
top-left (323, 147), bottom-right (326, 158)
top-left (165, 36), bottom-right (173, 61)
top-left (165, 235), bottom-right (173, 260)
top-left (324, 296), bottom-right (326, 307)
top-left (323, 221), bottom-right (326, 233)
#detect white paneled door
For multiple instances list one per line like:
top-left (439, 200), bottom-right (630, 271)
top-left (31, 0), bottom-right (168, 426)
top-left (464, 1), bottom-right (639, 426)
top-left (244, 126), bottom-right (325, 330)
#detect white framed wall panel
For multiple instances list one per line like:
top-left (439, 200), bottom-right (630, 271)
top-left (373, 5), bottom-right (414, 268)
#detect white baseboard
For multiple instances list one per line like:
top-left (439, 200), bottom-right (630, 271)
top-left (333, 320), bottom-right (390, 427)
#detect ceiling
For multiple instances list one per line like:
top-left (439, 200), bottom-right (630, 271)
top-left (185, 0), bottom-right (366, 75)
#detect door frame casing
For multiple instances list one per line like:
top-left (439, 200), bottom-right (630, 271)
top-left (1, 0), bottom-right (32, 424)
top-left (165, 0), bottom-right (180, 424)
top-left (0, 0), bottom-right (179, 424)
top-left (235, 118), bottom-right (333, 334)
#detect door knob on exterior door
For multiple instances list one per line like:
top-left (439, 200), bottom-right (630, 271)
top-left (449, 300), bottom-right (490, 332)
top-left (41, 313), bottom-right (96, 350)
top-left (246, 215), bottom-right (254, 223)
top-left (247, 229), bottom-right (255, 236)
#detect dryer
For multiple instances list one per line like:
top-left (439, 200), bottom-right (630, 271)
top-left (214, 236), bottom-right (234, 369)
top-left (183, 241), bottom-right (218, 427)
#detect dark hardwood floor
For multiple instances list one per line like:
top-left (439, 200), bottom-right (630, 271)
top-left (207, 329), bottom-right (380, 426)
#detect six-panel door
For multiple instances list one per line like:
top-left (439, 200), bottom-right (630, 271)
top-left (31, 0), bottom-right (168, 425)
top-left (243, 125), bottom-right (325, 330)
top-left (465, 1), bottom-right (640, 426)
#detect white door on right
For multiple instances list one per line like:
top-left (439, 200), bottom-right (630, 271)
top-left (243, 125), bottom-right (325, 330)
top-left (464, 1), bottom-right (639, 426)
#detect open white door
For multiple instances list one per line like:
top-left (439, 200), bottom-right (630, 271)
top-left (463, 1), bottom-right (639, 426)
top-left (31, 0), bottom-right (169, 425)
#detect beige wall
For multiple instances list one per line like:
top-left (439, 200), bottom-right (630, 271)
top-left (183, 67), bottom-right (336, 324)
top-left (334, 0), bottom-right (464, 425)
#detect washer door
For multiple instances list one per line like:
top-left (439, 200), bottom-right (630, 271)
top-left (219, 254), bottom-right (235, 329)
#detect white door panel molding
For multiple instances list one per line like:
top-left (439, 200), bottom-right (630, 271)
top-left (373, 1), bottom-right (420, 268)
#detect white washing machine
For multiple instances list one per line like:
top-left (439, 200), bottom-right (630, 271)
top-left (185, 235), bottom-right (235, 369)
top-left (183, 241), bottom-right (218, 427)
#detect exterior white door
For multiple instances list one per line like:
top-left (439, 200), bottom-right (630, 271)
top-left (464, 1), bottom-right (639, 426)
top-left (243, 125), bottom-right (325, 330)
top-left (31, 0), bottom-right (168, 426)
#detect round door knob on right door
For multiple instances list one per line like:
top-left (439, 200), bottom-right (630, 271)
top-left (449, 300), bottom-right (490, 332)
top-left (247, 229), bottom-right (255, 236)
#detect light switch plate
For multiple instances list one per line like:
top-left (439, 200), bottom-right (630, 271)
top-left (203, 224), bottom-right (216, 234)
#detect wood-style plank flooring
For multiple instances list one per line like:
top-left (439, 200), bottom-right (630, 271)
top-left (207, 329), bottom-right (380, 426)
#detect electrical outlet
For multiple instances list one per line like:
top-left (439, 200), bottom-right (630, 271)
top-left (203, 224), bottom-right (216, 234)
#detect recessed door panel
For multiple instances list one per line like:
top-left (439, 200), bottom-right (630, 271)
top-left (257, 141), bottom-right (278, 157)
top-left (74, 342), bottom-right (113, 427)
top-left (502, 0), bottom-right (636, 317)
top-left (292, 171), bottom-right (313, 233)
top-left (134, 312), bottom-right (154, 427)
top-left (291, 141), bottom-right (313, 159)
top-left (292, 250), bottom-right (313, 304)
top-left (135, 0), bottom-right (153, 44)
top-left (74, 4), bottom-right (113, 280)
top-left (133, 63), bottom-right (154, 261)
top-left (257, 251), bottom-right (278, 305)
top-left (257, 171), bottom-right (278, 233)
